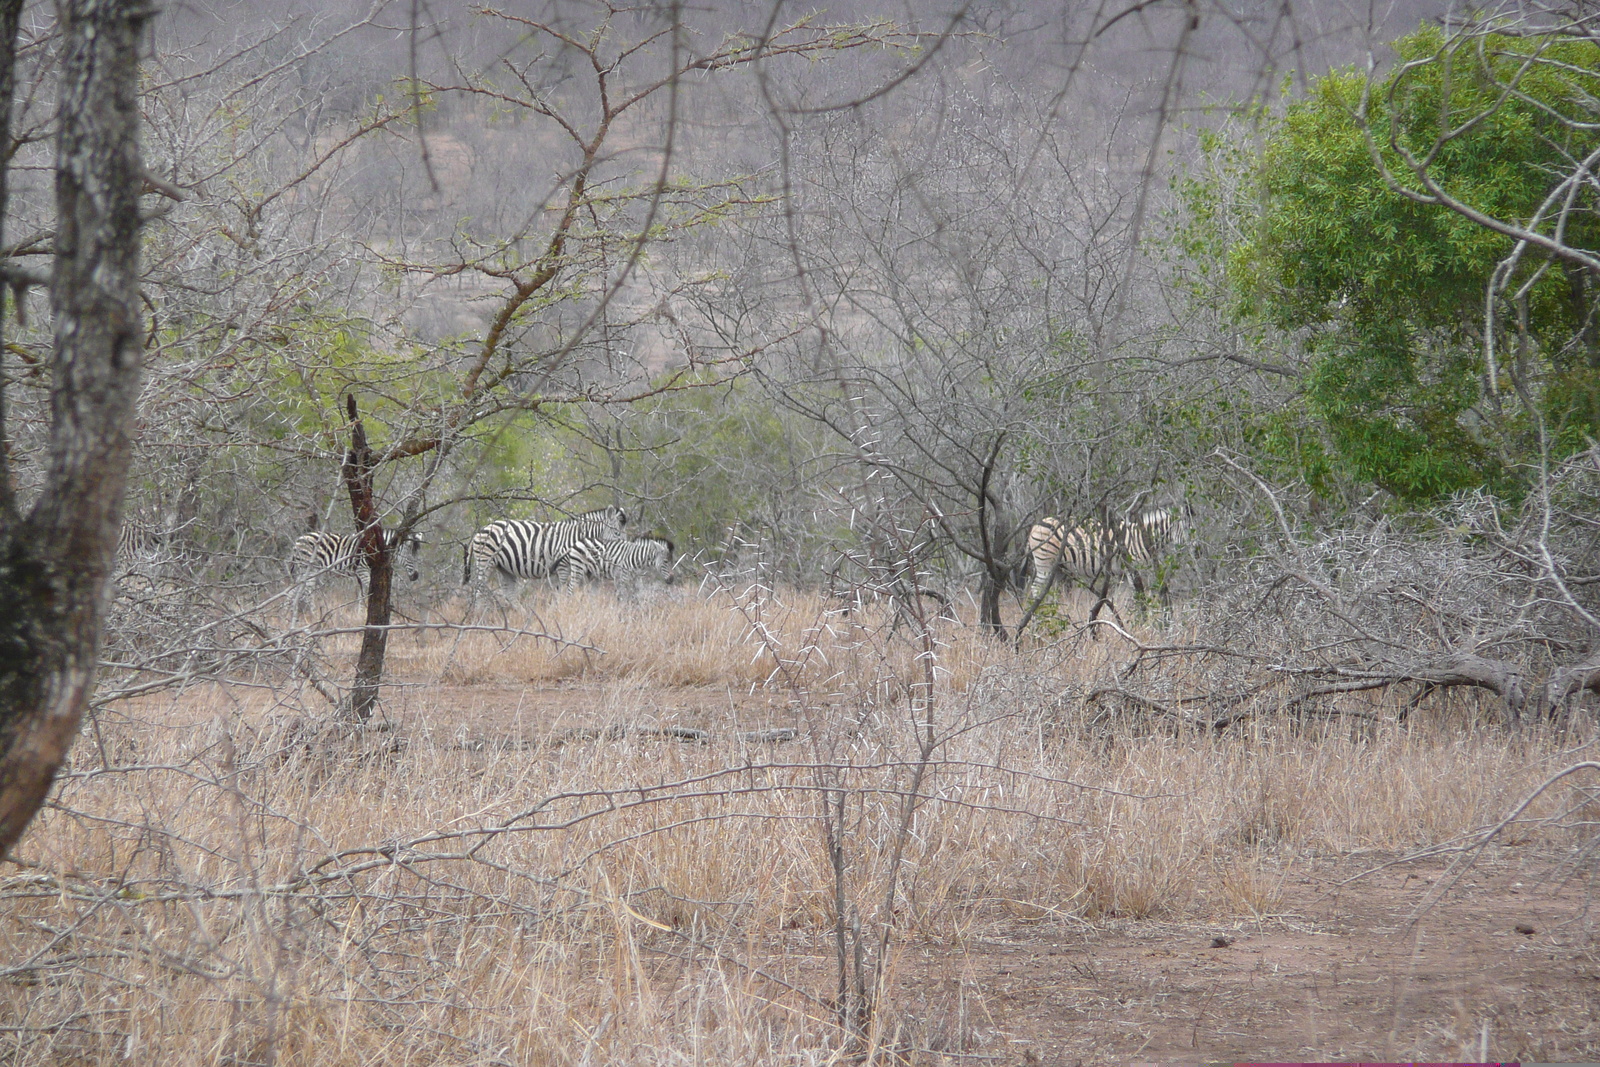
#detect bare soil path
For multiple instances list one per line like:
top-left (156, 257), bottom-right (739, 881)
top-left (914, 849), bottom-right (1598, 1064)
top-left (720, 849), bottom-right (1598, 1065)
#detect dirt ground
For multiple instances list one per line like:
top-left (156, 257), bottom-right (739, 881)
top-left (707, 845), bottom-right (1598, 1065)
top-left (376, 679), bottom-right (1600, 1065)
top-left (888, 849), bottom-right (1600, 1065)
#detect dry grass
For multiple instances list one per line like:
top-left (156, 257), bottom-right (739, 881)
top-left (1, 583), bottom-right (1593, 1064)
top-left (373, 585), bottom-right (1003, 693)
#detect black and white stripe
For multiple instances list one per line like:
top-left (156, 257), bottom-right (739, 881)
top-left (1027, 505), bottom-right (1191, 601)
top-left (557, 536), bottom-right (674, 594)
top-left (1124, 506), bottom-right (1191, 564)
top-left (115, 517), bottom-right (191, 568)
top-left (116, 519), bottom-right (169, 561)
top-left (463, 506), bottom-right (628, 589)
top-left (291, 529), bottom-right (422, 590)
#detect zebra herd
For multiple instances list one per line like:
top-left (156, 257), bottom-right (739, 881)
top-left (284, 505), bottom-right (675, 602)
top-left (461, 506), bottom-right (674, 595)
top-left (121, 499), bottom-right (1187, 616)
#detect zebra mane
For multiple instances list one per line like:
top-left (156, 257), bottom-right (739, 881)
top-left (572, 505), bottom-right (627, 527)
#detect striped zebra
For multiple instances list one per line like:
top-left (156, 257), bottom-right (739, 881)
top-left (291, 529), bottom-right (422, 594)
top-left (556, 536), bottom-right (674, 594)
top-left (463, 506), bottom-right (628, 593)
top-left (115, 516), bottom-right (192, 571)
top-left (116, 519), bottom-right (170, 562)
top-left (1027, 505), bottom-right (1192, 608)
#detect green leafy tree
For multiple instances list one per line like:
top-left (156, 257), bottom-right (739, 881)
top-left (1231, 25), bottom-right (1600, 502)
top-left (554, 374), bottom-right (837, 578)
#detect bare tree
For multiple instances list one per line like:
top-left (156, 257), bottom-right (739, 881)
top-left (304, 7), bottom-right (918, 717)
top-left (0, 0), bottom-right (150, 858)
top-left (749, 79), bottom-right (1180, 636)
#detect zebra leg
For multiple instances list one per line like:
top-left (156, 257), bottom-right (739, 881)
top-left (468, 565), bottom-right (511, 628)
top-left (469, 570), bottom-right (499, 614)
top-left (298, 572), bottom-right (332, 620)
top-left (1025, 558), bottom-right (1060, 617)
top-left (463, 540), bottom-right (501, 614)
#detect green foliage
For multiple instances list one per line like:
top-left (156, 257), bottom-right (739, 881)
top-left (1225, 24), bottom-right (1600, 502)
top-left (549, 373), bottom-right (839, 574)
top-left (127, 307), bottom-right (463, 559)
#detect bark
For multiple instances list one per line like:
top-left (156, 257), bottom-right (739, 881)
top-left (1545, 644), bottom-right (1600, 717)
top-left (0, 0), bottom-right (148, 860)
top-left (978, 574), bottom-right (1005, 639)
top-left (1405, 651), bottom-right (1526, 727)
top-left (341, 395), bottom-right (392, 721)
top-left (973, 437), bottom-right (1009, 640)
top-left (1302, 651), bottom-right (1527, 728)
top-left (0, 0), bottom-right (23, 518)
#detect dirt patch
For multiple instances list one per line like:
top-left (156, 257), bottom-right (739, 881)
top-left (789, 849), bottom-right (1599, 1064)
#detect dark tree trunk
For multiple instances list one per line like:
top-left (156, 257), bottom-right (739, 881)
top-left (0, 0), bottom-right (23, 517)
top-left (973, 435), bottom-right (1010, 641)
top-left (0, 0), bottom-right (148, 860)
top-left (978, 571), bottom-right (1006, 637)
top-left (342, 395), bottom-right (392, 721)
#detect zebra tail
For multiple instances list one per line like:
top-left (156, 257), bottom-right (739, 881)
top-left (462, 541), bottom-right (471, 585)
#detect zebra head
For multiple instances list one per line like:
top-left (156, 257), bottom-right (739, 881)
top-left (577, 505), bottom-right (628, 539)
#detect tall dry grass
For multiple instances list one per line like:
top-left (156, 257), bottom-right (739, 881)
top-left (1, 583), bottom-right (1592, 1064)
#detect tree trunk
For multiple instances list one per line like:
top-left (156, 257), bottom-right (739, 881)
top-left (978, 569), bottom-right (1007, 640)
top-left (1545, 644), bottom-right (1600, 720)
top-left (0, 0), bottom-right (148, 860)
top-left (341, 395), bottom-right (392, 721)
top-left (974, 436), bottom-right (1010, 640)
top-left (1410, 651), bottom-right (1526, 728)
top-left (0, 0), bottom-right (23, 517)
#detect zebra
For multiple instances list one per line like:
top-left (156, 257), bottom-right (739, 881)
top-left (555, 535), bottom-right (674, 595)
top-left (463, 506), bottom-right (628, 594)
top-left (116, 518), bottom-right (171, 563)
top-left (1027, 505), bottom-right (1193, 613)
top-left (114, 516), bottom-right (194, 574)
top-left (290, 528), bottom-right (422, 596)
